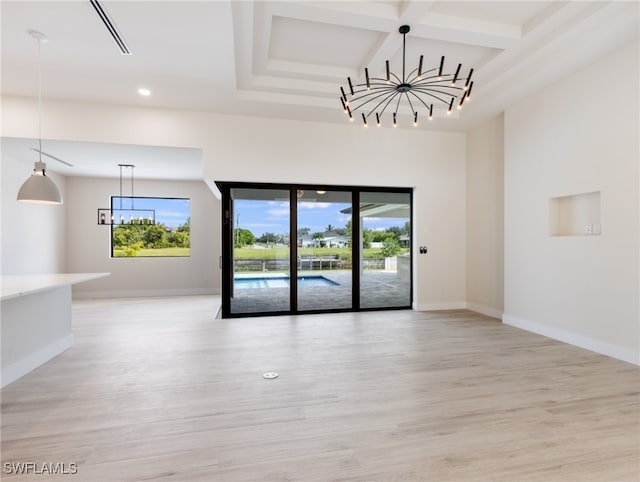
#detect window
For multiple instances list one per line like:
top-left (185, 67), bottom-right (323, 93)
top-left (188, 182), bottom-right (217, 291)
top-left (111, 197), bottom-right (190, 257)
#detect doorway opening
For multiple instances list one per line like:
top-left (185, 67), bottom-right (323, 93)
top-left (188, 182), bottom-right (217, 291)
top-left (218, 182), bottom-right (412, 317)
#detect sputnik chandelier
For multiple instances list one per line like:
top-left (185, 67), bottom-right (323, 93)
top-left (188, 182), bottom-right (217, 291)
top-left (340, 25), bottom-right (474, 127)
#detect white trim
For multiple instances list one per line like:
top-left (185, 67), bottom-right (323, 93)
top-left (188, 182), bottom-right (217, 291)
top-left (1, 334), bottom-right (74, 388)
top-left (414, 301), bottom-right (466, 311)
top-left (73, 288), bottom-right (219, 299)
top-left (465, 302), bottom-right (503, 320)
top-left (503, 314), bottom-right (640, 366)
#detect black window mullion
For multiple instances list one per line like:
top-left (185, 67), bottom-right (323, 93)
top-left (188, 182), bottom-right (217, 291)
top-left (352, 190), bottom-right (360, 311)
top-left (221, 186), bottom-right (231, 318)
top-left (290, 187), bottom-right (298, 313)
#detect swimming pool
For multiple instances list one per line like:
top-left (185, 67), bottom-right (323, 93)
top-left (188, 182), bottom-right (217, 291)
top-left (234, 276), bottom-right (339, 289)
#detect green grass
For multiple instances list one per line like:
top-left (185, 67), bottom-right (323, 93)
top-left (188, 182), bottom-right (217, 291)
top-left (113, 247), bottom-right (190, 257)
top-left (233, 246), bottom-right (408, 260)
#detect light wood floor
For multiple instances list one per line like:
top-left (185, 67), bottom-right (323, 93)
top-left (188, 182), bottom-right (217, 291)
top-left (1, 296), bottom-right (638, 481)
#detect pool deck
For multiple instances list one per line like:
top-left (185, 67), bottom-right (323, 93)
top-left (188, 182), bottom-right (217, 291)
top-left (230, 269), bottom-right (410, 314)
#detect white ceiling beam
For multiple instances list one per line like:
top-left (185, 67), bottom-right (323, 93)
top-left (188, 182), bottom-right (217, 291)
top-left (230, 1), bottom-right (254, 90)
top-left (462, 1), bottom-right (639, 129)
top-left (362, 0), bottom-right (436, 73)
top-left (411, 14), bottom-right (520, 50)
top-left (252, 2), bottom-right (276, 74)
top-left (478, 1), bottom-right (613, 89)
top-left (236, 88), bottom-right (336, 109)
top-left (265, 59), bottom-right (356, 83)
top-left (265, 1), bottom-right (397, 32)
top-left (399, 0), bottom-right (437, 21)
top-left (242, 73), bottom-right (337, 96)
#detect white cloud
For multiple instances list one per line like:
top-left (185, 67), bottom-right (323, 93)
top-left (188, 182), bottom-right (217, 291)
top-left (245, 222), bottom-right (285, 229)
top-left (298, 202), bottom-right (332, 210)
top-left (266, 207), bottom-right (290, 218)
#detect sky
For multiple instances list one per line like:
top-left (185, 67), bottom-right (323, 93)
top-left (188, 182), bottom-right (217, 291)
top-left (112, 197), bottom-right (190, 228)
top-left (235, 200), bottom-right (407, 237)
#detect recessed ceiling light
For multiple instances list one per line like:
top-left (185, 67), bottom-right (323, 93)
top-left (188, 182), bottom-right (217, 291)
top-left (138, 88), bottom-right (151, 97)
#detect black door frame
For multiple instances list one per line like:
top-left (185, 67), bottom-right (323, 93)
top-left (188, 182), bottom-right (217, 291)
top-left (217, 181), bottom-right (412, 318)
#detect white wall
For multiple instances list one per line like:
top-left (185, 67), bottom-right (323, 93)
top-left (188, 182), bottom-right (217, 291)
top-left (66, 177), bottom-right (219, 297)
top-left (1, 98), bottom-right (468, 310)
top-left (503, 40), bottom-right (639, 364)
top-left (204, 115), bottom-right (467, 309)
top-left (466, 114), bottom-right (504, 319)
top-left (1, 151), bottom-right (66, 274)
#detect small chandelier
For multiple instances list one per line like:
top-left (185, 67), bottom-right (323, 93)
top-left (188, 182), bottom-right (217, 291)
top-left (97, 164), bottom-right (155, 225)
top-left (340, 25), bottom-right (474, 127)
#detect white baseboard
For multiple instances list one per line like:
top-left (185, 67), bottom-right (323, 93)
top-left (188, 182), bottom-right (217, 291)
top-left (414, 301), bottom-right (466, 311)
top-left (503, 314), bottom-right (640, 366)
top-left (465, 302), bottom-right (503, 320)
top-left (73, 288), bottom-right (220, 299)
top-left (1, 335), bottom-right (74, 388)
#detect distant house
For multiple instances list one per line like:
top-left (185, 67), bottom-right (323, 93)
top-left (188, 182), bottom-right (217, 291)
top-left (297, 232), bottom-right (349, 248)
top-left (322, 235), bottom-right (349, 248)
top-left (298, 236), bottom-right (315, 248)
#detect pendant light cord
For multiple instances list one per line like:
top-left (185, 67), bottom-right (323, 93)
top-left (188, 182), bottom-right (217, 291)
top-left (37, 36), bottom-right (43, 164)
top-left (402, 30), bottom-right (406, 83)
top-left (119, 165), bottom-right (123, 210)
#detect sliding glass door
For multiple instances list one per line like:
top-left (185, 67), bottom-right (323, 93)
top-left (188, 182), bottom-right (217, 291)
top-left (228, 187), bottom-right (291, 315)
top-left (296, 189), bottom-right (352, 312)
top-left (359, 191), bottom-right (412, 309)
top-left (219, 183), bottom-right (412, 318)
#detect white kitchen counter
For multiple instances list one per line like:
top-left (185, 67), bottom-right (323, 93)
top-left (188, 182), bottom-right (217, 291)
top-left (1, 273), bottom-right (109, 300)
top-left (1, 272), bottom-right (110, 388)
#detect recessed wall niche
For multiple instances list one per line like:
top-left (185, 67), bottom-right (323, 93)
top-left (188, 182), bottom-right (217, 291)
top-left (549, 191), bottom-right (601, 237)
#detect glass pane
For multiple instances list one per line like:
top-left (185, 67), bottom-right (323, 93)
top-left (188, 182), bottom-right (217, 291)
top-left (230, 188), bottom-right (290, 314)
top-left (360, 191), bottom-right (411, 308)
top-left (297, 189), bottom-right (352, 311)
top-left (111, 197), bottom-right (190, 257)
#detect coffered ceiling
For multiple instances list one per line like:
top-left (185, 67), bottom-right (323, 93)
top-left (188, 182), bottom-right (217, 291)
top-left (1, 1), bottom-right (638, 177)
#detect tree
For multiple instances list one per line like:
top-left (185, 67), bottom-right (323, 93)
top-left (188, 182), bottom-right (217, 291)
top-left (177, 217), bottom-right (190, 234)
top-left (143, 224), bottom-right (168, 248)
top-left (372, 231), bottom-right (394, 243)
top-left (257, 232), bottom-right (277, 244)
top-left (380, 238), bottom-right (402, 258)
top-left (298, 227), bottom-right (310, 237)
top-left (325, 224), bottom-right (335, 232)
top-left (112, 225), bottom-right (144, 249)
top-left (386, 226), bottom-right (402, 238)
top-left (362, 227), bottom-right (373, 249)
top-left (345, 219), bottom-right (352, 246)
top-left (234, 228), bottom-right (255, 247)
top-left (312, 232), bottom-right (325, 240)
top-left (168, 231), bottom-right (190, 248)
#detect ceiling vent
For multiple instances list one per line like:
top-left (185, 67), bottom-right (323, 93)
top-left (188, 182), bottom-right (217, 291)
top-left (89, 0), bottom-right (131, 55)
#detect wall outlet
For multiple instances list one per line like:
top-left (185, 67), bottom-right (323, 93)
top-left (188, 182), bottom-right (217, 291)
top-left (585, 224), bottom-right (593, 234)
top-left (593, 224), bottom-right (601, 235)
